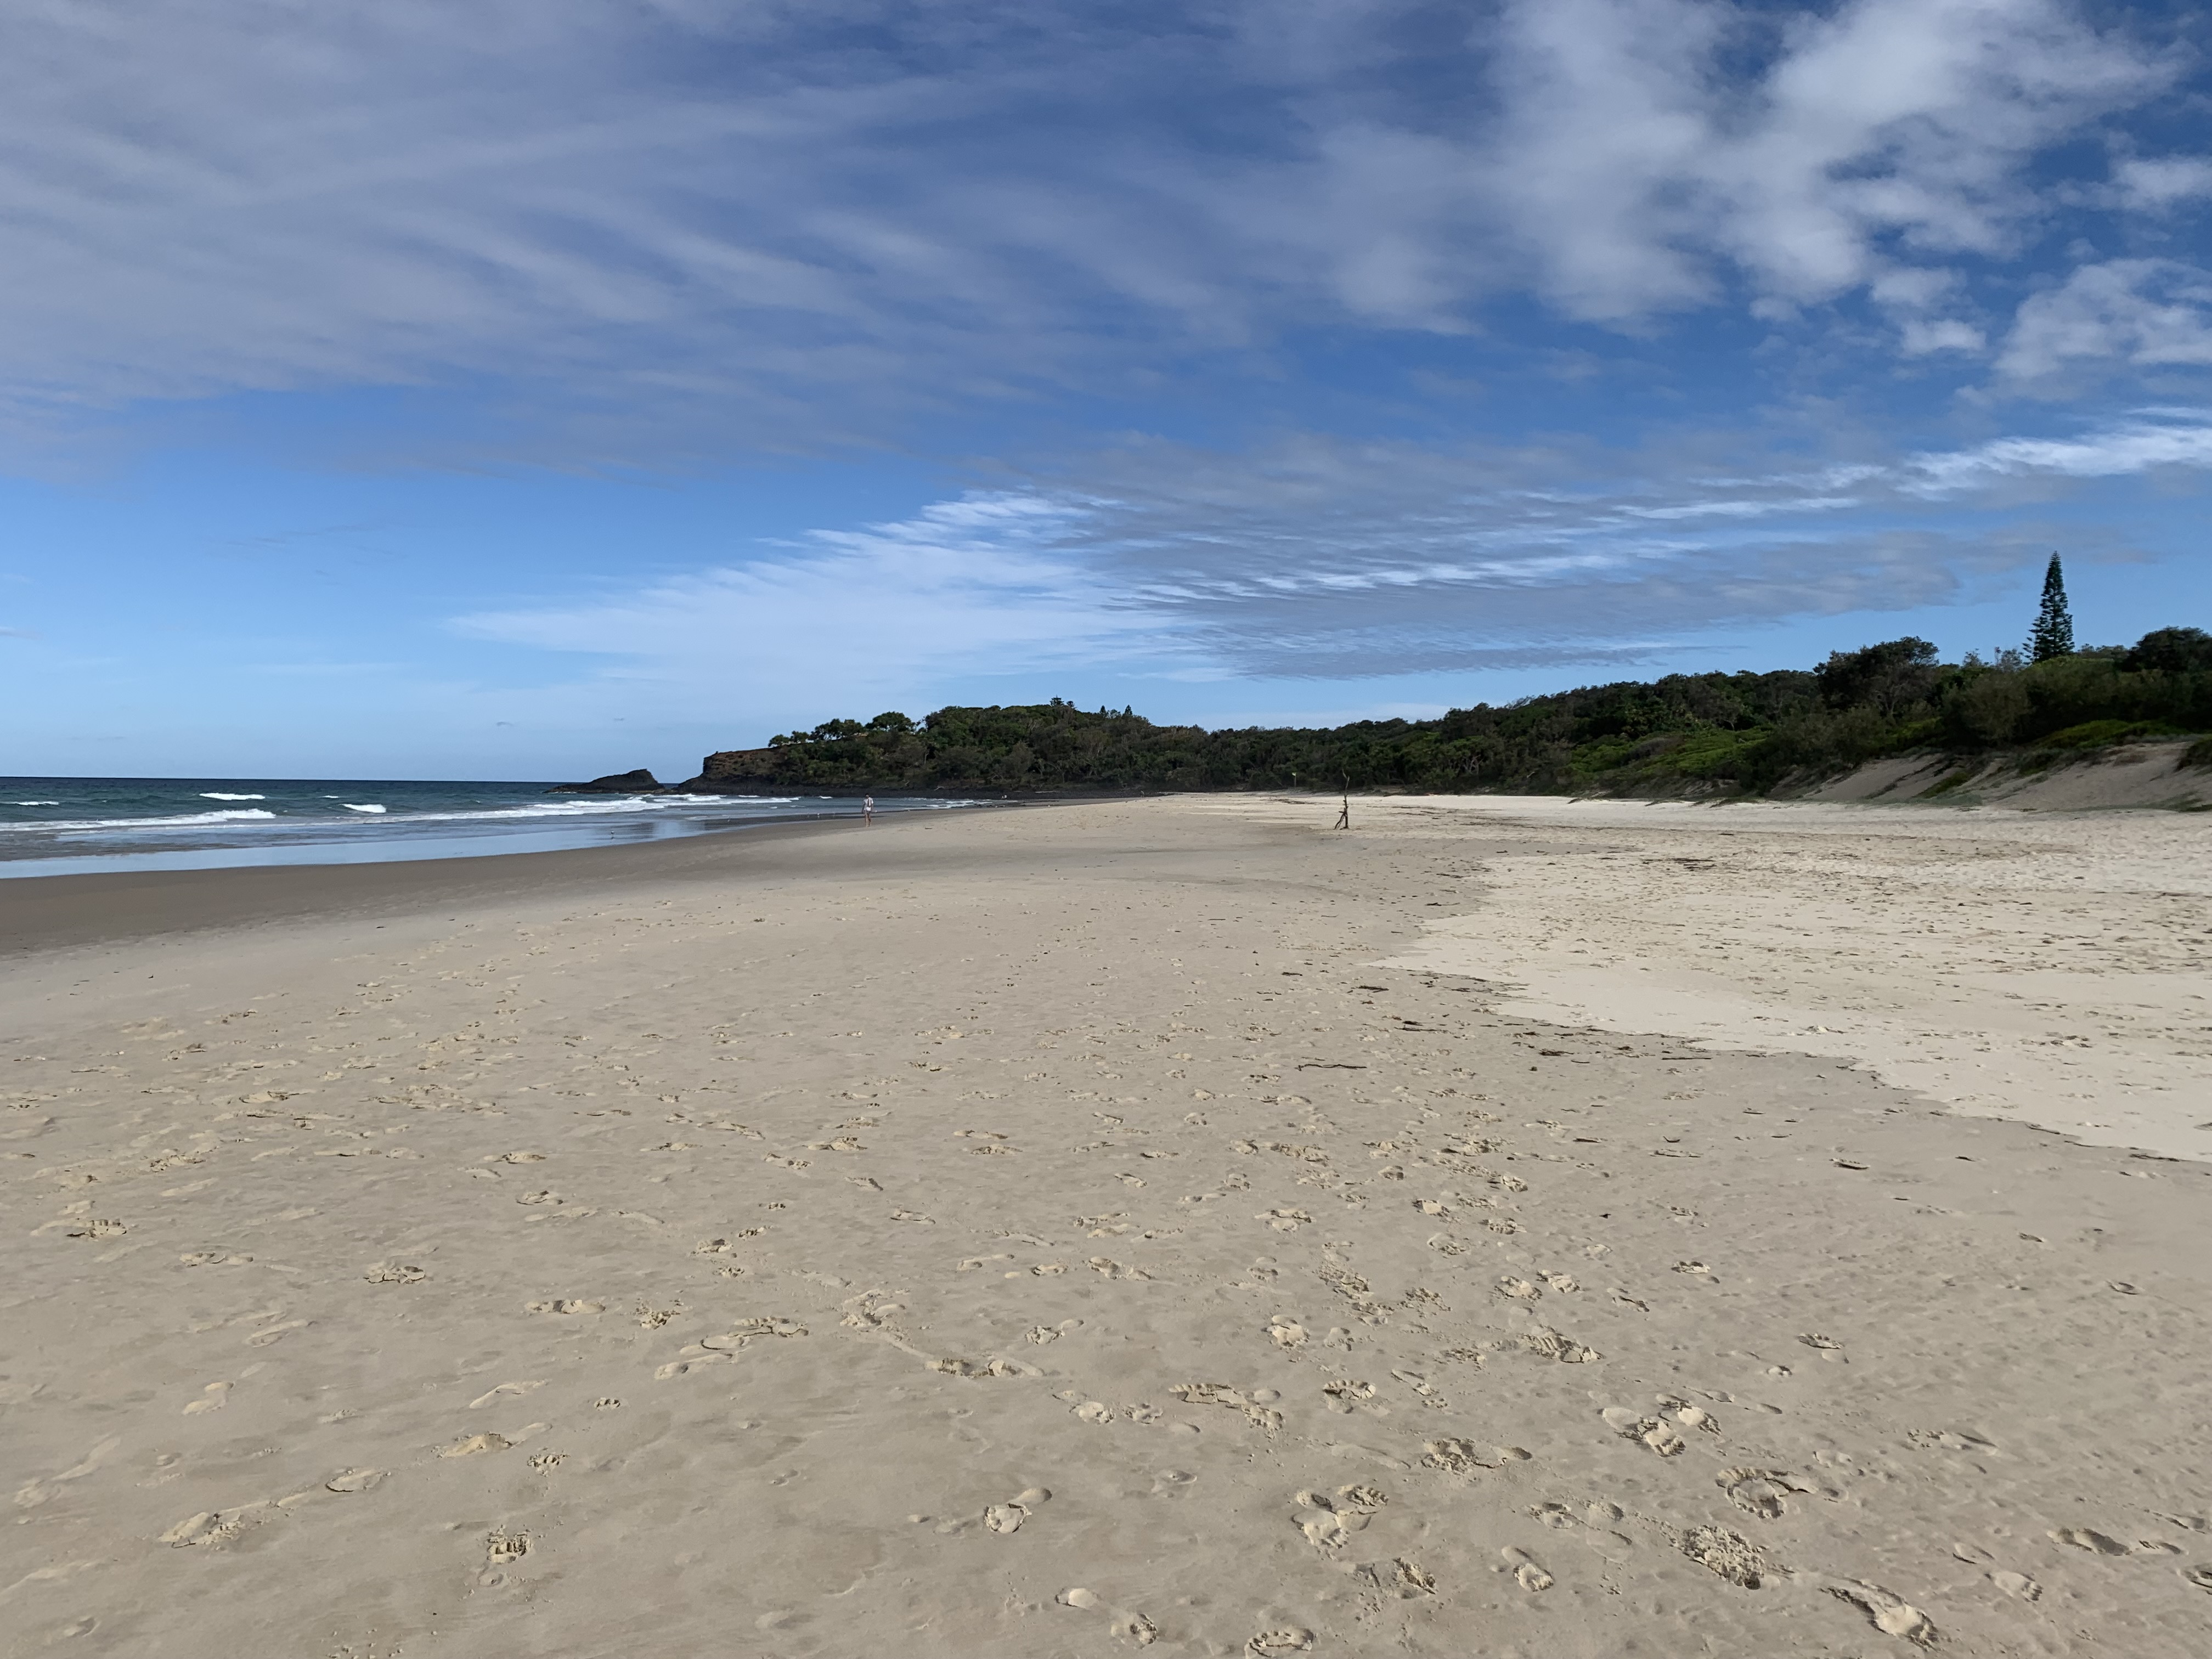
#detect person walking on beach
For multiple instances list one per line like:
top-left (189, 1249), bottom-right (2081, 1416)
top-left (862, 794), bottom-right (875, 824)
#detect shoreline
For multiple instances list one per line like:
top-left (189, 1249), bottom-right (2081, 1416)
top-left (0, 807), bottom-right (1005, 957)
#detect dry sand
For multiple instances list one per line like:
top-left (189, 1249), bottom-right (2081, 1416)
top-left (1355, 795), bottom-right (2212, 1160)
top-left (3, 797), bottom-right (2209, 1657)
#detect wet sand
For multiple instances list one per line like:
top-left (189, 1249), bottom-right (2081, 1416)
top-left (4, 795), bottom-right (2208, 1657)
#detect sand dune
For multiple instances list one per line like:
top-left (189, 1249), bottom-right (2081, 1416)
top-left (4, 797), bottom-right (2208, 1657)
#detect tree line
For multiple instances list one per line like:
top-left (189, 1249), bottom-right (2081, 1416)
top-left (698, 565), bottom-right (2205, 795)
top-left (695, 621), bottom-right (2210, 797)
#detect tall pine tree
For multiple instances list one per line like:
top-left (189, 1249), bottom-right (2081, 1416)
top-left (2028, 552), bottom-right (2074, 661)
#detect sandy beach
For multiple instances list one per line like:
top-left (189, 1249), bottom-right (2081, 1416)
top-left (4, 795), bottom-right (2209, 1658)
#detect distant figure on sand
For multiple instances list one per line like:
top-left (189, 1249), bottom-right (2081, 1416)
top-left (863, 795), bottom-right (875, 823)
top-left (1334, 787), bottom-right (1350, 831)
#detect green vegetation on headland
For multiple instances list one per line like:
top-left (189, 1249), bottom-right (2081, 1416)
top-left (685, 624), bottom-right (2212, 798)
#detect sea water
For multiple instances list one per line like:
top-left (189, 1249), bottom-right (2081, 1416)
top-left (0, 778), bottom-right (984, 878)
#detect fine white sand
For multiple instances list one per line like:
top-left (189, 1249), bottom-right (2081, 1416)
top-left (4, 797), bottom-right (2209, 1657)
top-left (1355, 794), bottom-right (2212, 1160)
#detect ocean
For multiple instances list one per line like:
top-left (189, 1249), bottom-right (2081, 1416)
top-left (0, 778), bottom-right (985, 878)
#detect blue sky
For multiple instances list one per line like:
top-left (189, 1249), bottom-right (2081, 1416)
top-left (4, 0), bottom-right (2211, 780)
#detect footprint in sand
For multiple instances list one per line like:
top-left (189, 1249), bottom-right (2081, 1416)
top-left (1391, 1367), bottom-right (1444, 1407)
top-left (1817, 1578), bottom-right (1937, 1646)
top-left (160, 1508), bottom-right (258, 1548)
top-left (1422, 1438), bottom-right (1493, 1475)
top-left (439, 1425), bottom-right (541, 1457)
top-left (933, 1356), bottom-right (1042, 1380)
top-left (1717, 1468), bottom-right (1803, 1519)
top-left (324, 1469), bottom-right (386, 1493)
top-left (1533, 1500), bottom-right (1636, 1563)
top-left (15, 1437), bottom-right (122, 1510)
top-left (1245, 1627), bottom-right (1313, 1655)
top-left (1322, 1379), bottom-right (1378, 1414)
top-left (1602, 1406), bottom-right (1685, 1455)
top-left (840, 1294), bottom-right (906, 1330)
top-left (2049, 1527), bottom-right (2131, 1555)
top-left (1353, 1558), bottom-right (1437, 1599)
top-left (182, 1383), bottom-right (231, 1415)
top-left (1679, 1525), bottom-right (1774, 1588)
top-left (1990, 1570), bottom-right (2042, 1601)
top-left (1656, 1399), bottom-right (1720, 1435)
top-left (364, 1262), bottom-right (426, 1284)
top-left (524, 1299), bottom-right (605, 1315)
top-left (1110, 1611), bottom-right (1161, 1646)
top-left (1171, 1383), bottom-right (1284, 1431)
top-left (1500, 1545), bottom-right (1553, 1591)
top-left (981, 1487), bottom-right (1053, 1534)
top-left (1522, 1328), bottom-right (1600, 1363)
top-left (1087, 1257), bottom-right (1153, 1279)
top-left (1291, 1485), bottom-right (1386, 1550)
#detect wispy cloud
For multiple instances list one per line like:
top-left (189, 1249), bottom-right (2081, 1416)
top-left (455, 411), bottom-right (2212, 691)
top-left (454, 493), bottom-right (1203, 718)
top-left (0, 1), bottom-right (2195, 460)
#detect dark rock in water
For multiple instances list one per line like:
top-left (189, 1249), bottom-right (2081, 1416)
top-left (546, 769), bottom-right (668, 795)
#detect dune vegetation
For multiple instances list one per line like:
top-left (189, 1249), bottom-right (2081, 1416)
top-left (689, 625), bottom-right (2212, 798)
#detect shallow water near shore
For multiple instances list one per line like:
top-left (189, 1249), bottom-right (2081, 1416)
top-left (0, 777), bottom-right (988, 877)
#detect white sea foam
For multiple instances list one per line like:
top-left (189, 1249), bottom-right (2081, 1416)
top-left (200, 792), bottom-right (267, 800)
top-left (1, 793), bottom-right (886, 850)
top-left (384, 795), bottom-right (801, 825)
top-left (10, 800), bottom-right (60, 806)
top-left (1, 808), bottom-right (280, 834)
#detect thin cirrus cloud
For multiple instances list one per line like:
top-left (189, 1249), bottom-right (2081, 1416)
top-left (0, 0), bottom-right (2202, 456)
top-left (458, 411), bottom-right (2212, 691)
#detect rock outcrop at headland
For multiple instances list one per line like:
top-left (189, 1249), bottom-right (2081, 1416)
top-left (545, 769), bottom-right (668, 794)
top-left (673, 748), bottom-right (781, 793)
